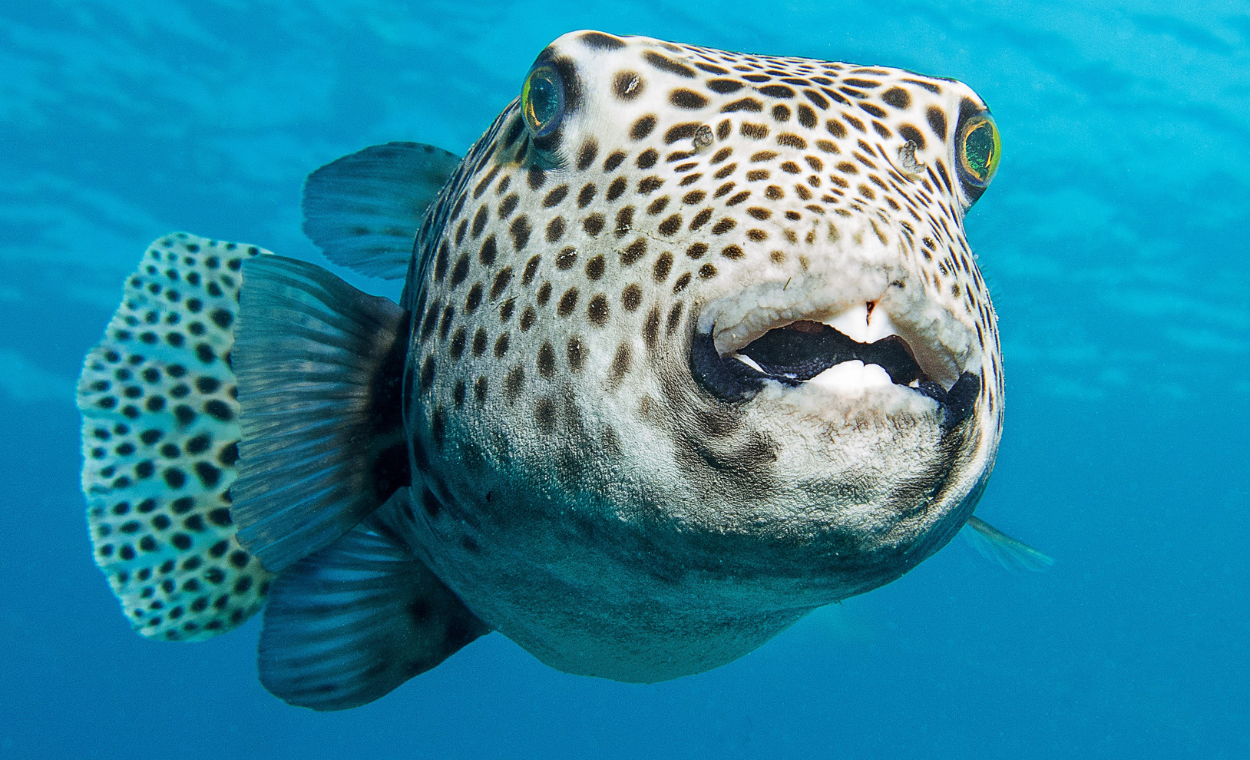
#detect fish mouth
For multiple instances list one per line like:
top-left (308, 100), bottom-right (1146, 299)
top-left (691, 315), bottom-right (980, 430)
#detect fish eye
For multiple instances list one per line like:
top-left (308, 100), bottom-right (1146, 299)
top-left (956, 113), bottom-right (1001, 191)
top-left (521, 65), bottom-right (565, 138)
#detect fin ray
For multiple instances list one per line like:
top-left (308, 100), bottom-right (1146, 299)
top-left (258, 490), bottom-right (488, 711)
top-left (302, 142), bottom-right (461, 279)
top-left (963, 516), bottom-right (1055, 572)
top-left (231, 255), bottom-right (410, 572)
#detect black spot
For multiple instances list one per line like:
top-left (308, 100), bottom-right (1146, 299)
top-left (636, 149), bottom-right (658, 169)
top-left (615, 206), bottom-right (635, 237)
top-left (498, 193), bottom-right (519, 218)
top-left (522, 255), bottom-right (541, 286)
top-left (479, 235), bottom-right (498, 266)
top-left (527, 166), bottom-right (546, 190)
top-left (471, 205), bottom-right (489, 237)
top-left (621, 284), bottom-right (642, 312)
top-left (583, 212), bottom-right (606, 237)
top-left (577, 184), bottom-right (596, 207)
top-left (581, 31), bottom-right (625, 49)
top-left (927, 106), bottom-right (948, 140)
top-left (195, 344), bottom-right (215, 363)
top-left (203, 399), bottom-right (234, 422)
top-left (613, 71), bottom-right (643, 101)
top-left (186, 433), bottom-right (211, 454)
top-left (504, 366), bottom-right (525, 402)
top-left (654, 252), bottom-right (673, 282)
top-left (882, 87), bottom-right (911, 109)
top-left (465, 283), bottom-right (483, 313)
top-left (194, 462), bottom-right (221, 488)
top-left (587, 295), bottom-right (609, 326)
top-left (546, 217), bottom-right (565, 243)
top-left (420, 355), bottom-right (436, 389)
top-left (643, 308), bottom-right (661, 349)
top-left (494, 333), bottom-right (510, 358)
top-left (195, 376), bottom-right (220, 394)
top-left (558, 337), bottom-right (583, 373)
top-left (451, 253), bottom-right (470, 287)
top-left (630, 115), bottom-right (657, 140)
top-left (609, 344), bottom-right (631, 384)
top-left (899, 124), bottom-right (927, 151)
top-left (580, 253), bottom-right (606, 280)
top-left (670, 89), bottom-right (709, 109)
top-left (643, 51), bottom-right (695, 78)
top-left (707, 79), bottom-right (743, 93)
top-left (534, 397), bottom-right (557, 434)
top-left (507, 216), bottom-right (532, 252)
top-left (606, 177), bottom-right (627, 201)
top-left (544, 185), bottom-right (569, 208)
top-left (722, 98), bottom-right (764, 113)
top-left (639, 177), bottom-right (665, 196)
top-left (209, 308), bottom-right (233, 329)
top-left (621, 239), bottom-right (647, 265)
top-left (490, 267), bottom-right (512, 300)
top-left (604, 151), bottom-right (626, 171)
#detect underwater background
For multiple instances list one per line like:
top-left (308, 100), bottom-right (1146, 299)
top-left (1, 1), bottom-right (1246, 757)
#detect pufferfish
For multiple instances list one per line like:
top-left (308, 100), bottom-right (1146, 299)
top-left (76, 30), bottom-right (1050, 711)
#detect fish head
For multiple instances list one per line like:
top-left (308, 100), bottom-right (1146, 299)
top-left (407, 31), bottom-right (1005, 614)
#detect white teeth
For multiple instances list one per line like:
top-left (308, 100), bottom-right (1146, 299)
top-left (733, 353), bottom-right (765, 373)
top-left (821, 303), bottom-right (902, 345)
top-left (807, 360), bottom-right (893, 392)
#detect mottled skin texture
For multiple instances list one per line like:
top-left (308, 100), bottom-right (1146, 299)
top-left (395, 31), bottom-right (1004, 682)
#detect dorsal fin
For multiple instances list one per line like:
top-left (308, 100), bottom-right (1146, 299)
top-left (302, 142), bottom-right (461, 280)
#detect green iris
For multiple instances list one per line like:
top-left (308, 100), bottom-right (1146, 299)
top-left (958, 115), bottom-right (1000, 186)
top-left (521, 65), bottom-right (564, 138)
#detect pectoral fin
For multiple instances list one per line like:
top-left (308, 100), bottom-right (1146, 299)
top-left (231, 255), bottom-right (410, 572)
top-left (963, 516), bottom-right (1054, 572)
top-left (258, 490), bottom-right (488, 711)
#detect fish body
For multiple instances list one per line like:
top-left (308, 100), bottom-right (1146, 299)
top-left (77, 31), bottom-right (1036, 710)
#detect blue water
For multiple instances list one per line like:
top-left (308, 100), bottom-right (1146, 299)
top-left (2, 2), bottom-right (1247, 757)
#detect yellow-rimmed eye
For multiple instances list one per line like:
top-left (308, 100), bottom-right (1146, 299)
top-left (957, 114), bottom-right (1001, 187)
top-left (521, 65), bottom-right (564, 138)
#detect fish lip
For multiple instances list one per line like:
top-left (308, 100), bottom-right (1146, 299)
top-left (688, 325), bottom-right (980, 429)
top-left (696, 284), bottom-right (963, 390)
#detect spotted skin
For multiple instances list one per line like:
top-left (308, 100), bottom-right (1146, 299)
top-left (395, 32), bottom-right (1005, 681)
top-left (77, 234), bottom-right (273, 641)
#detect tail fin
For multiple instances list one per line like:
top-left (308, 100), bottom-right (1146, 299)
top-left (231, 255), bottom-right (410, 572)
top-left (77, 233), bottom-right (275, 641)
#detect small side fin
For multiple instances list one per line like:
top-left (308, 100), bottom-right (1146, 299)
top-left (76, 233), bottom-right (275, 641)
top-left (963, 516), bottom-right (1055, 572)
top-left (258, 490), bottom-right (488, 711)
top-left (231, 255), bottom-right (411, 572)
top-left (302, 142), bottom-right (461, 279)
